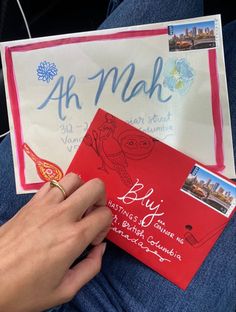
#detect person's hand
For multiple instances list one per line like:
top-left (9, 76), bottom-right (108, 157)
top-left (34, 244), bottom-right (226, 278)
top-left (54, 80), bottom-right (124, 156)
top-left (0, 173), bottom-right (112, 312)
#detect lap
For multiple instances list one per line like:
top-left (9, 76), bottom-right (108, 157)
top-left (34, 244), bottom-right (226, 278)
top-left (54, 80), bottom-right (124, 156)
top-left (0, 1), bottom-right (235, 311)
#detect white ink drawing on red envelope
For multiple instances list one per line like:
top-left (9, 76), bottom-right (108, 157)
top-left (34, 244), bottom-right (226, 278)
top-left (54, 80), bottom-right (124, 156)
top-left (84, 113), bottom-right (156, 187)
top-left (23, 143), bottom-right (64, 182)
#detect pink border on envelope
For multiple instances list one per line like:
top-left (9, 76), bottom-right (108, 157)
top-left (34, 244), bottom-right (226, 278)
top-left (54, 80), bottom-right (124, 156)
top-left (5, 28), bottom-right (224, 191)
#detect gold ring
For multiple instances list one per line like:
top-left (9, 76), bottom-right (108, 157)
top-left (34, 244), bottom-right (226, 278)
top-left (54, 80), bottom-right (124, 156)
top-left (50, 180), bottom-right (67, 199)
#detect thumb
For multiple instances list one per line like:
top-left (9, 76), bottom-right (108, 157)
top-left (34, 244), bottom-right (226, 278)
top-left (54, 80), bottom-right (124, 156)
top-left (56, 243), bottom-right (107, 302)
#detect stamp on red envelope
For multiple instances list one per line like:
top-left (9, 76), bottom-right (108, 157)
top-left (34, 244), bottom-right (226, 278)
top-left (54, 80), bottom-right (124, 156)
top-left (181, 164), bottom-right (236, 217)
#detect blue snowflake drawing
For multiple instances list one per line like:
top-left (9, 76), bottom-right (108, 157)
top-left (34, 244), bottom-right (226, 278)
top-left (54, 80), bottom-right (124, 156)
top-left (163, 58), bottom-right (194, 95)
top-left (37, 61), bottom-right (58, 83)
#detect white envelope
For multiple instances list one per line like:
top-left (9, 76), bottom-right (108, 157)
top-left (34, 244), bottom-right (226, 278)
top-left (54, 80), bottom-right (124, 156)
top-left (0, 14), bottom-right (235, 193)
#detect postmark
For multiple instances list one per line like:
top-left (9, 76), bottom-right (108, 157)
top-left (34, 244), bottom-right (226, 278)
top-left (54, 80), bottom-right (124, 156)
top-left (181, 164), bottom-right (236, 217)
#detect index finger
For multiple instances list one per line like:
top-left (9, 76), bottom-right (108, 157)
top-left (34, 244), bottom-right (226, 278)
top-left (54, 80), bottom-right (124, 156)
top-left (61, 178), bottom-right (106, 221)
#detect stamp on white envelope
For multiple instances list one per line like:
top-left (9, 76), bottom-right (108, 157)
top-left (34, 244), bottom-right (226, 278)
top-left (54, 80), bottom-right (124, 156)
top-left (168, 20), bottom-right (219, 52)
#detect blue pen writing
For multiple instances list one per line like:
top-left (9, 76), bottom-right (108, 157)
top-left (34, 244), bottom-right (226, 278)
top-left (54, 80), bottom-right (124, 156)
top-left (37, 75), bottom-right (81, 121)
top-left (89, 56), bottom-right (172, 105)
top-left (37, 57), bottom-right (172, 121)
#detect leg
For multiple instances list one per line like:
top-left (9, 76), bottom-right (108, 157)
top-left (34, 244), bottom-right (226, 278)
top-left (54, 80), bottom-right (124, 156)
top-left (223, 20), bottom-right (236, 164)
top-left (1, 127), bottom-right (235, 312)
top-left (1, 1), bottom-right (235, 311)
top-left (73, 2), bottom-right (236, 312)
top-left (0, 135), bottom-right (33, 224)
top-left (74, 220), bottom-right (236, 312)
top-left (99, 0), bottom-right (203, 29)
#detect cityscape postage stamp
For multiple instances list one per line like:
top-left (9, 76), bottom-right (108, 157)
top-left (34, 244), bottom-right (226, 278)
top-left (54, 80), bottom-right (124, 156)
top-left (168, 20), bottom-right (218, 51)
top-left (181, 164), bottom-right (236, 217)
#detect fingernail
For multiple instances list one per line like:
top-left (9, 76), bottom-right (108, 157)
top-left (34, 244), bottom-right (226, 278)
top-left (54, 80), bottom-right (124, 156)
top-left (101, 242), bottom-right (107, 256)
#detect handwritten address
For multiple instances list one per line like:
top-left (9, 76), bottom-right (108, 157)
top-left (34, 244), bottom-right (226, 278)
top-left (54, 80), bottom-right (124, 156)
top-left (106, 177), bottom-right (184, 264)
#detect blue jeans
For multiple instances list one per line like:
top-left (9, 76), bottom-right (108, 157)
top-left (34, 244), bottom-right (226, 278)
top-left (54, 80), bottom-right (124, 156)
top-left (0, 1), bottom-right (235, 311)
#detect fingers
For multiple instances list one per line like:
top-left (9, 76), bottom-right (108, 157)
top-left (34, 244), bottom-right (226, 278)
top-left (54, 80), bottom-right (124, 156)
top-left (68, 206), bottom-right (112, 260)
top-left (37, 173), bottom-right (83, 204)
top-left (33, 174), bottom-right (106, 224)
top-left (50, 173), bottom-right (82, 203)
top-left (62, 178), bottom-right (107, 221)
top-left (29, 182), bottom-right (51, 203)
top-left (32, 174), bottom-right (112, 260)
top-left (56, 243), bottom-right (106, 302)
top-left (35, 174), bottom-right (106, 224)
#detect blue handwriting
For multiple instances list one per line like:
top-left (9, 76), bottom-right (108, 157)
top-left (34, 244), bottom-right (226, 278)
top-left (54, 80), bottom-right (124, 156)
top-left (37, 57), bottom-right (172, 121)
top-left (89, 56), bottom-right (172, 105)
top-left (37, 75), bottom-right (81, 121)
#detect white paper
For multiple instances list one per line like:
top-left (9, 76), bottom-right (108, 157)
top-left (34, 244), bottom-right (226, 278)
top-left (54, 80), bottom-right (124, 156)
top-left (0, 14), bottom-right (235, 193)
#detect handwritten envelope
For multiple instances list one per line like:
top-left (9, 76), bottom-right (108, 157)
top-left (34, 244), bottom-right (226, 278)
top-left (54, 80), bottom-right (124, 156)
top-left (0, 14), bottom-right (235, 193)
top-left (67, 108), bottom-right (236, 290)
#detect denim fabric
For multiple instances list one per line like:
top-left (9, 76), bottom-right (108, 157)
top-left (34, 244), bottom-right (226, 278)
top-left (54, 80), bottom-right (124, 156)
top-left (223, 20), bottom-right (236, 165)
top-left (0, 136), bottom-right (33, 222)
top-left (99, 0), bottom-right (203, 29)
top-left (106, 0), bottom-right (123, 17)
top-left (0, 0), bottom-right (236, 311)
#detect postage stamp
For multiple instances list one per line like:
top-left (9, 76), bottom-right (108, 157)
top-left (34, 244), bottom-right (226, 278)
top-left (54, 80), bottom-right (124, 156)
top-left (168, 20), bottom-right (218, 52)
top-left (181, 164), bottom-right (236, 217)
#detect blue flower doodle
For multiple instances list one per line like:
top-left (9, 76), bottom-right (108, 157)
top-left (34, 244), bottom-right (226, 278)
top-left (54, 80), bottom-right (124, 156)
top-left (163, 58), bottom-right (194, 95)
top-left (37, 61), bottom-right (58, 83)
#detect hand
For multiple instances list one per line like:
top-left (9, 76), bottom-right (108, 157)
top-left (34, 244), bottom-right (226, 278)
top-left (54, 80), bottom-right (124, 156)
top-left (0, 173), bottom-right (112, 312)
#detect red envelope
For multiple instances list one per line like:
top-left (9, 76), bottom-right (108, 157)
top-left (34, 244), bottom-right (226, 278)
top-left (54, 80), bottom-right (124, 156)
top-left (67, 109), bottom-right (236, 290)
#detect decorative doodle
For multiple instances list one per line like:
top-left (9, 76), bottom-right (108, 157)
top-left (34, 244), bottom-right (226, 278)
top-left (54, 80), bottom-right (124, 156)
top-left (118, 130), bottom-right (156, 160)
top-left (163, 58), bottom-right (194, 95)
top-left (23, 143), bottom-right (63, 182)
top-left (84, 113), bottom-right (156, 187)
top-left (37, 61), bottom-right (58, 83)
